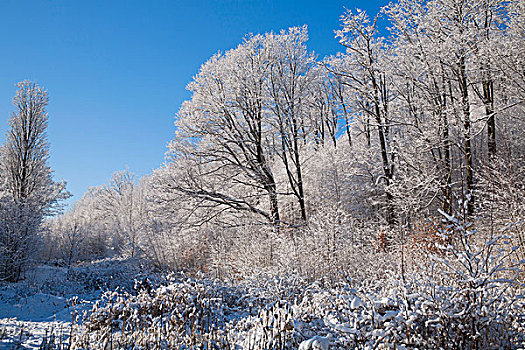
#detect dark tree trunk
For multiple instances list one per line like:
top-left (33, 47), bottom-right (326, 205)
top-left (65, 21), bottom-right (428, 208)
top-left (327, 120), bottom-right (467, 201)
top-left (371, 75), bottom-right (396, 225)
top-left (483, 78), bottom-right (496, 156)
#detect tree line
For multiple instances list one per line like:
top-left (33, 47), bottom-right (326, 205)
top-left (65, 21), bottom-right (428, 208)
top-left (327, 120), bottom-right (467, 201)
top-left (1, 0), bottom-right (524, 280)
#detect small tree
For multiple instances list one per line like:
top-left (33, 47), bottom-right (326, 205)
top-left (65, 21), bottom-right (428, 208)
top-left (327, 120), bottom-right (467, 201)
top-left (0, 81), bottom-right (67, 281)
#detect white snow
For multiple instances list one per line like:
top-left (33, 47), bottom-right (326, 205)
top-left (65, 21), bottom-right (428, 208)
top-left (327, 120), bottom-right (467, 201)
top-left (298, 335), bottom-right (330, 350)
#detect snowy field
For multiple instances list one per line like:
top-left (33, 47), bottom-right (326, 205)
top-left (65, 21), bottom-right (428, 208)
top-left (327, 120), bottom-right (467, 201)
top-left (0, 256), bottom-right (524, 349)
top-left (0, 260), bottom-right (148, 349)
top-left (0, 266), bottom-right (90, 349)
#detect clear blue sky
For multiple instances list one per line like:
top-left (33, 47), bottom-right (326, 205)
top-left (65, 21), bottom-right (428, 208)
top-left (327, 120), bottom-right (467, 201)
top-left (0, 0), bottom-right (386, 206)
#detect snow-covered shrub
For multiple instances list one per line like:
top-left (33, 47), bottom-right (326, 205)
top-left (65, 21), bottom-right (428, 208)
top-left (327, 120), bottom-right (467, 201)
top-left (71, 255), bottom-right (524, 350)
top-left (65, 257), bottom-right (157, 293)
top-left (239, 301), bottom-right (300, 349)
top-left (308, 212), bottom-right (525, 349)
top-left (398, 209), bottom-right (525, 348)
top-left (72, 277), bottom-right (251, 349)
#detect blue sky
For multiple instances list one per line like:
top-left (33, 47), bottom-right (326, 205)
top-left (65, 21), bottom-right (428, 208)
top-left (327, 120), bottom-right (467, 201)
top-left (0, 0), bottom-right (386, 205)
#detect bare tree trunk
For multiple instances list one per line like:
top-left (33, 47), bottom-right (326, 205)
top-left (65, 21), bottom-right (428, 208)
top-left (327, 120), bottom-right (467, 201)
top-left (255, 109), bottom-right (281, 226)
top-left (371, 75), bottom-right (396, 225)
top-left (442, 112), bottom-right (453, 215)
top-left (483, 78), bottom-right (496, 156)
top-left (292, 119), bottom-right (307, 223)
top-left (458, 56), bottom-right (474, 216)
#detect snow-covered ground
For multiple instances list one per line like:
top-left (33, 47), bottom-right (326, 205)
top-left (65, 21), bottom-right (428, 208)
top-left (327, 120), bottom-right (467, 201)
top-left (1, 258), bottom-right (523, 349)
top-left (0, 318), bottom-right (71, 350)
top-left (0, 291), bottom-right (75, 349)
top-left (0, 267), bottom-right (88, 349)
top-left (0, 259), bottom-right (148, 349)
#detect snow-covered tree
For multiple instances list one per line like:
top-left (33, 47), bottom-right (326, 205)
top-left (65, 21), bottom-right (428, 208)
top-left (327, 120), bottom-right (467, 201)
top-left (91, 169), bottom-right (147, 258)
top-left (0, 81), bottom-right (68, 281)
top-left (169, 33), bottom-right (281, 226)
top-left (334, 9), bottom-right (398, 225)
top-left (266, 26), bottom-right (315, 224)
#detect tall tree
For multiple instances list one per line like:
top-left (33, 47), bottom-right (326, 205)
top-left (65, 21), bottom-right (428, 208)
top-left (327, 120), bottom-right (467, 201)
top-left (169, 34), bottom-right (281, 226)
top-left (0, 81), bottom-right (67, 281)
top-left (267, 26), bottom-right (315, 224)
top-left (335, 9), bottom-right (397, 225)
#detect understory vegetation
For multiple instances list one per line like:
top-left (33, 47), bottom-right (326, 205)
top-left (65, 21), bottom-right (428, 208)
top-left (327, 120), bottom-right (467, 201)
top-left (0, 0), bottom-right (524, 348)
top-left (70, 214), bottom-right (525, 349)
